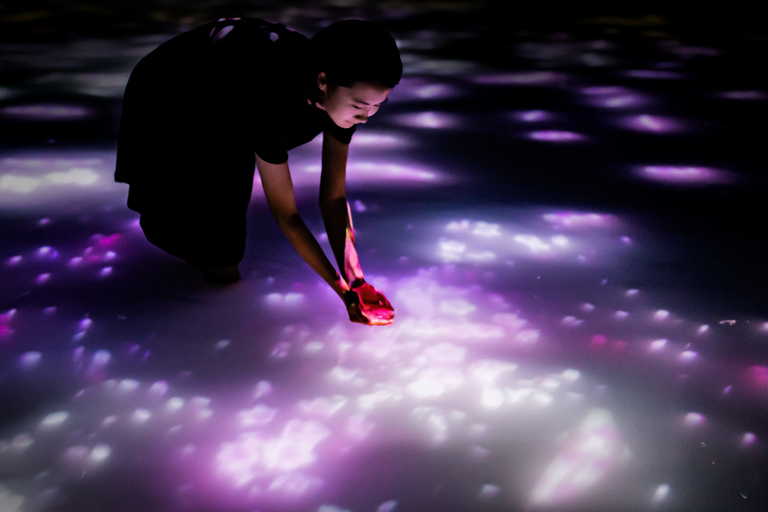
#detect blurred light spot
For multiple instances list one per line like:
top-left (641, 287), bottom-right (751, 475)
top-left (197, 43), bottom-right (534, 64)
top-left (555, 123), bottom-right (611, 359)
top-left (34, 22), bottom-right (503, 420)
top-left (581, 86), bottom-right (626, 95)
top-left (397, 111), bottom-right (455, 129)
top-left (529, 408), bottom-right (626, 505)
top-left (0, 104), bottom-right (91, 119)
top-left (562, 316), bottom-right (583, 327)
top-left (684, 412), bottom-right (705, 426)
top-left (621, 236), bottom-right (631, 244)
top-left (639, 165), bottom-right (728, 184)
top-left (626, 289), bottom-right (639, 297)
top-left (149, 380), bottom-right (169, 396)
top-left (621, 114), bottom-right (684, 133)
top-left (551, 235), bottom-right (569, 246)
top-left (254, 380), bottom-right (273, 398)
top-left (479, 484), bottom-right (500, 500)
top-left (614, 311), bottom-right (629, 320)
top-left (650, 339), bottom-right (667, 351)
top-left (581, 303), bottom-right (595, 312)
top-left (40, 411), bottom-right (68, 429)
top-left (515, 110), bottom-right (550, 122)
top-left (475, 71), bottom-right (562, 85)
top-left (439, 299), bottom-right (476, 315)
top-left (92, 350), bottom-right (110, 366)
top-left (118, 379), bottom-right (140, 392)
top-left (514, 234), bottom-right (550, 252)
top-left (719, 319), bottom-right (736, 326)
top-left (7, 255), bottom-right (22, 265)
top-left (45, 168), bottom-right (99, 186)
top-left (166, 397), bottom-right (185, 412)
top-left (654, 310), bottom-right (670, 320)
top-left (215, 339), bottom-right (230, 350)
top-left (679, 350), bottom-right (697, 361)
top-left (88, 444), bottom-right (111, 465)
top-left (239, 405), bottom-right (278, 427)
top-left (719, 90), bottom-right (766, 100)
top-left (652, 484), bottom-right (670, 503)
top-left (377, 500), bottom-right (399, 512)
top-left (528, 131), bottom-right (585, 142)
top-left (99, 266), bottom-right (113, 277)
top-left (543, 212), bottom-right (612, 228)
top-left (741, 433), bottom-right (756, 446)
top-left (1, 174), bottom-right (41, 193)
top-left (698, 324), bottom-right (709, 335)
top-left (626, 70), bottom-right (684, 79)
top-left (20, 351), bottom-right (42, 368)
top-left (12, 433), bottom-right (34, 451)
top-left (132, 409), bottom-right (151, 424)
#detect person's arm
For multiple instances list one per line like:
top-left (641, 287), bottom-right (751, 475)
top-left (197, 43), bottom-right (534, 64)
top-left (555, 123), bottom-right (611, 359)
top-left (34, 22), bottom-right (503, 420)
top-left (318, 133), bottom-right (360, 284)
top-left (255, 153), bottom-right (350, 299)
top-left (319, 134), bottom-right (395, 325)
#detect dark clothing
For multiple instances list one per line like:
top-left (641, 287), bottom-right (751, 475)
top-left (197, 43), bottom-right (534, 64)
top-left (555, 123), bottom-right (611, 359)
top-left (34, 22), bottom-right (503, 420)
top-left (115, 18), bottom-right (355, 266)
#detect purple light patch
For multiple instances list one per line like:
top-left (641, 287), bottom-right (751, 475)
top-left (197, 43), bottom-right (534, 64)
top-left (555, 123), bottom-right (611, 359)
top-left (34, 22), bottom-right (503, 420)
top-left (718, 90), bottom-right (766, 100)
top-left (581, 86), bottom-right (627, 96)
top-left (638, 165), bottom-right (729, 184)
top-left (0, 104), bottom-right (92, 120)
top-left (513, 110), bottom-right (551, 122)
top-left (620, 114), bottom-right (685, 133)
top-left (543, 212), bottom-right (614, 228)
top-left (625, 70), bottom-right (685, 79)
top-left (396, 111), bottom-right (456, 129)
top-left (474, 71), bottom-right (563, 85)
top-left (684, 412), bottom-right (705, 426)
top-left (528, 131), bottom-right (585, 142)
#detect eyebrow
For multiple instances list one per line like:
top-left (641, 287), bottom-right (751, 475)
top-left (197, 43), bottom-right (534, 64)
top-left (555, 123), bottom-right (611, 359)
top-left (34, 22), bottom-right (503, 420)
top-left (353, 98), bottom-right (389, 106)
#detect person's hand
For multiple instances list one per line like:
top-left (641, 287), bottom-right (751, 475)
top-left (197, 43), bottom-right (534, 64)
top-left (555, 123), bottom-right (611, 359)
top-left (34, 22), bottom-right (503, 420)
top-left (343, 289), bottom-right (370, 324)
top-left (351, 282), bottom-right (395, 325)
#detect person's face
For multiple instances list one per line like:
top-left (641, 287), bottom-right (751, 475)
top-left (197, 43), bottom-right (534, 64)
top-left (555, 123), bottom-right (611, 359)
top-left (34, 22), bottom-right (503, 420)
top-left (316, 72), bottom-right (392, 129)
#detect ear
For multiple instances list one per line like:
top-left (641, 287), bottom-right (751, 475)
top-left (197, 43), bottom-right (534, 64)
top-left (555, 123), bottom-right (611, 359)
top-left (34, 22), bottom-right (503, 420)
top-left (316, 71), bottom-right (328, 92)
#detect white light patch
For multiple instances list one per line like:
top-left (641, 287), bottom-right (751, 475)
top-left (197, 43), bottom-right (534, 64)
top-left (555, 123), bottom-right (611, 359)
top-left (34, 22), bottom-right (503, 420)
top-left (1, 174), bottom-right (42, 193)
top-left (45, 168), bottom-right (99, 186)
top-left (652, 483), bottom-right (670, 503)
top-left (40, 411), bottom-right (69, 430)
top-left (529, 408), bottom-right (627, 506)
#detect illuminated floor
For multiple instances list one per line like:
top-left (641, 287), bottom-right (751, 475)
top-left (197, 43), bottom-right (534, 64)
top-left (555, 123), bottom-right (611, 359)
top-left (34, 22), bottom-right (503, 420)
top-left (1, 2), bottom-right (767, 511)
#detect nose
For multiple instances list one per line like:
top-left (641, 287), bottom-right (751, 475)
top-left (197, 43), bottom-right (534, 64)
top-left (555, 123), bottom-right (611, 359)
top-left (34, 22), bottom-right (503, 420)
top-left (356, 113), bottom-right (369, 124)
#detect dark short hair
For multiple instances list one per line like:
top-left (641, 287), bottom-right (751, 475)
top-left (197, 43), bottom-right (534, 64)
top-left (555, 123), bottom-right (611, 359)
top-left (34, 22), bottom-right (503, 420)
top-left (309, 20), bottom-right (402, 89)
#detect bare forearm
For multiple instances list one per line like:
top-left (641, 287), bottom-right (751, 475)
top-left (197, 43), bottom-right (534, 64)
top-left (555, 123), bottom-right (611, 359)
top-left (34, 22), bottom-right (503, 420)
top-left (277, 213), bottom-right (347, 296)
top-left (320, 197), bottom-right (349, 280)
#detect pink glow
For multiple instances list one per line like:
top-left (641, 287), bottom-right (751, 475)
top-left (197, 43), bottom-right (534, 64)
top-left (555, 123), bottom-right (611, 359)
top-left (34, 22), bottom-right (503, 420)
top-left (638, 165), bottom-right (729, 184)
top-left (474, 71), bottom-right (562, 85)
top-left (7, 255), bottom-right (22, 265)
top-left (528, 131), bottom-right (585, 142)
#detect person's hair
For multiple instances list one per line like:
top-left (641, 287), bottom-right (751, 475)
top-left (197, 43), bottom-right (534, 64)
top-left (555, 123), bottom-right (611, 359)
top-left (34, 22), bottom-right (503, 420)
top-left (309, 20), bottom-right (402, 89)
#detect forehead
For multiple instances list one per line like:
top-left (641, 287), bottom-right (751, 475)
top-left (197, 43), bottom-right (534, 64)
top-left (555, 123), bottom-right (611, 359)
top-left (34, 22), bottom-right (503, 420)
top-left (341, 82), bottom-right (392, 104)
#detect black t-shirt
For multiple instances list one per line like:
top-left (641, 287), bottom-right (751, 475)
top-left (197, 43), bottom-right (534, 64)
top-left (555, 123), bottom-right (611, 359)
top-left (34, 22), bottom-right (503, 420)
top-left (198, 18), bottom-right (356, 164)
top-left (114, 18), bottom-right (356, 266)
